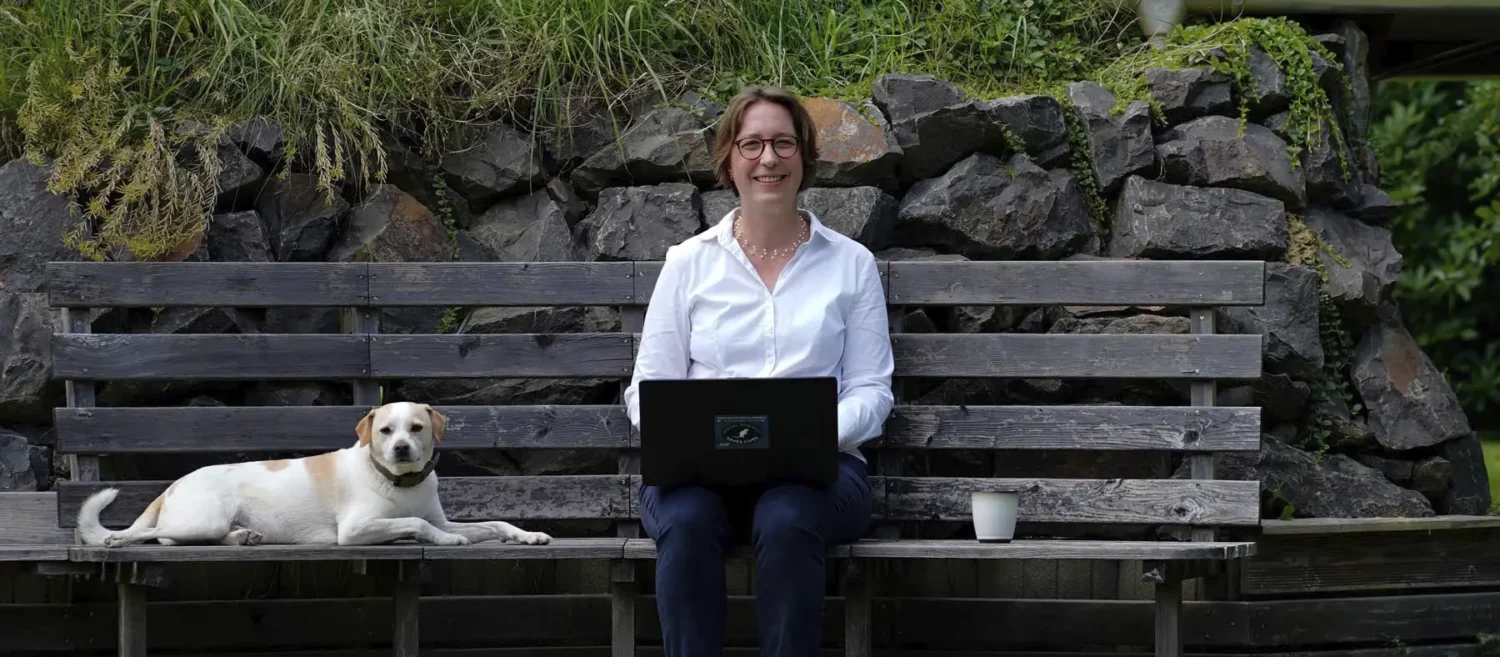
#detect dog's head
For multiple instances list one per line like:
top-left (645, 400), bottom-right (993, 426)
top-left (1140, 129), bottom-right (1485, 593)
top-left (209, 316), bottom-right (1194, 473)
top-left (355, 402), bottom-right (446, 473)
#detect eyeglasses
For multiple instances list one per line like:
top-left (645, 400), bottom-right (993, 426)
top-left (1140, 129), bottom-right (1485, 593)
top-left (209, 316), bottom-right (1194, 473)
top-left (735, 136), bottom-right (799, 159)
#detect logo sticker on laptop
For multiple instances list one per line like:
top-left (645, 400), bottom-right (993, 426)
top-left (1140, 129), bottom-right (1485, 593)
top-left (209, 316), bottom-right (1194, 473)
top-left (714, 415), bottom-right (770, 449)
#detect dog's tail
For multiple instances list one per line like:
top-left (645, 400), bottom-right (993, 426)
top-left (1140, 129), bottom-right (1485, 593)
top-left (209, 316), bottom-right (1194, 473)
top-left (76, 488), bottom-right (163, 546)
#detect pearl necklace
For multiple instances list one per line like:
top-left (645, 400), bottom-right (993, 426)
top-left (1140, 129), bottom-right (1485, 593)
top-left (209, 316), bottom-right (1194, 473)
top-left (733, 215), bottom-right (809, 259)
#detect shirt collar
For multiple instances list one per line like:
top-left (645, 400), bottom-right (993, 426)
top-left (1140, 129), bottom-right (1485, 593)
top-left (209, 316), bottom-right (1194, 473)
top-left (701, 203), bottom-right (836, 249)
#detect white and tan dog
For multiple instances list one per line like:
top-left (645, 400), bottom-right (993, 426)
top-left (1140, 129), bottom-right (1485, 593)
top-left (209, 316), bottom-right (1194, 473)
top-left (76, 402), bottom-right (551, 548)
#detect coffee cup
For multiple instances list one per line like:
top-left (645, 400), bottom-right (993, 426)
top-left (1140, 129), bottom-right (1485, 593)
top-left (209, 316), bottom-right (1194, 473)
top-left (971, 491), bottom-right (1019, 543)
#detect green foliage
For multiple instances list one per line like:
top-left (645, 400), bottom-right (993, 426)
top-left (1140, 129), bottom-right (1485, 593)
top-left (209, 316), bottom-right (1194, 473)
top-left (1370, 80), bottom-right (1500, 428)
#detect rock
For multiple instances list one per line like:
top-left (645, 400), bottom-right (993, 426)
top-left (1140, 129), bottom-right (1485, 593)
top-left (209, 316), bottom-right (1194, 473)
top-left (1144, 67), bottom-right (1234, 125)
top-left (1246, 47), bottom-right (1291, 119)
top-left (1065, 81), bottom-right (1156, 195)
top-left (0, 293), bottom-right (59, 425)
top-left (1411, 456), bottom-right (1453, 500)
top-left (1351, 184), bottom-right (1398, 225)
top-left (547, 178), bottom-right (588, 229)
top-left (1302, 118), bottom-right (1360, 210)
top-left (797, 187), bottom-right (898, 250)
top-left (1155, 115), bottom-right (1305, 210)
top-left (0, 159), bottom-right (82, 293)
top-left (578, 183), bottom-right (701, 261)
top-left (440, 123), bottom-right (548, 209)
top-left (871, 73), bottom-right (967, 122)
top-left (384, 144), bottom-right (477, 230)
top-left (1252, 373), bottom-right (1313, 424)
top-left (802, 97), bottom-right (902, 187)
top-left (887, 99), bottom-right (1011, 183)
top-left (1335, 20), bottom-right (1371, 144)
top-left (215, 142), bottom-right (265, 204)
top-left (1213, 433), bottom-right (1435, 518)
top-left (1354, 454), bottom-right (1414, 484)
top-left (983, 95), bottom-right (1071, 168)
top-left (1309, 51), bottom-right (1341, 95)
top-left (1109, 176), bottom-right (1289, 259)
top-left (1049, 313), bottom-right (1189, 335)
top-left (1261, 111), bottom-right (1292, 144)
top-left (570, 108), bottom-right (715, 196)
top-left (1300, 206), bottom-right (1401, 322)
top-left (895, 153), bottom-right (1095, 260)
top-left (328, 185), bottom-right (452, 263)
top-left (226, 117), bottom-right (286, 162)
top-left (874, 246), bottom-right (966, 262)
top-left (255, 173), bottom-right (348, 261)
top-left (466, 187), bottom-right (581, 262)
top-left (1440, 432), bottom-right (1492, 515)
top-left (465, 306), bottom-right (618, 335)
top-left (1351, 303), bottom-right (1472, 451)
top-left (0, 429), bottom-right (37, 491)
top-left (206, 211), bottom-right (272, 262)
top-left (699, 189), bottom-right (738, 227)
top-left (150, 305), bottom-right (237, 335)
top-left (1217, 263), bottom-right (1324, 380)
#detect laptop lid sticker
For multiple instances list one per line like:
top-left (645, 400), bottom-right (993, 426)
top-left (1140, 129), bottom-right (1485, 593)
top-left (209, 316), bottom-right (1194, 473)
top-left (714, 415), bottom-right (770, 450)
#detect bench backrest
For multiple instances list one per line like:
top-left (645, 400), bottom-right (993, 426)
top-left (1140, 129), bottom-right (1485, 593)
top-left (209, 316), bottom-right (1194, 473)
top-left (45, 259), bottom-right (1266, 540)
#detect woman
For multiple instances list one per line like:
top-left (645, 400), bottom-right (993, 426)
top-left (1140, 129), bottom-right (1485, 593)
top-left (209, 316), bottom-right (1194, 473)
top-left (622, 85), bottom-right (895, 656)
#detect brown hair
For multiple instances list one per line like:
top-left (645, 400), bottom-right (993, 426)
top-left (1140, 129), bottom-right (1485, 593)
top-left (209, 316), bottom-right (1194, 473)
top-left (712, 85), bottom-right (819, 192)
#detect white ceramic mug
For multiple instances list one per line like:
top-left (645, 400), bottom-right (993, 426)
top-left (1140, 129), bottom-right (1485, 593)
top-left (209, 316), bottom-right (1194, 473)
top-left (971, 491), bottom-right (1020, 543)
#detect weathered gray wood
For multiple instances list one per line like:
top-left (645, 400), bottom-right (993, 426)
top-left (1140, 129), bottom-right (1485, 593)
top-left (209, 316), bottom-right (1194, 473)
top-left (424, 539), bottom-right (629, 561)
top-left (842, 561), bottom-right (873, 657)
top-left (1156, 578), bottom-right (1182, 657)
top-left (0, 493), bottom-right (72, 545)
top-left (346, 306), bottom-right (381, 407)
top-left (0, 545), bottom-right (69, 561)
top-left (880, 405), bottom-right (1260, 451)
top-left (1189, 308), bottom-right (1219, 544)
top-left (877, 477), bottom-right (1262, 526)
top-left (621, 539), bottom-right (853, 560)
top-left (58, 476), bottom-right (636, 527)
top-left (1247, 591), bottom-right (1500, 646)
top-left (369, 262), bottom-right (638, 306)
top-left (70, 544), bottom-right (425, 562)
top-left (611, 560), bottom-right (636, 657)
top-left (55, 405), bottom-right (634, 452)
top-left (119, 581), bottom-right (147, 657)
top-left (52, 334), bottom-right (371, 380)
top-left (887, 260), bottom-right (1266, 306)
top-left (46, 262), bottom-right (369, 307)
top-left (1241, 528), bottom-right (1500, 595)
top-left (889, 333), bottom-right (1263, 379)
top-left (61, 308), bottom-right (101, 488)
top-left (371, 334), bottom-right (634, 378)
top-left (393, 563), bottom-right (420, 657)
top-left (846, 539), bottom-right (1255, 560)
top-left (1260, 515), bottom-right (1500, 534)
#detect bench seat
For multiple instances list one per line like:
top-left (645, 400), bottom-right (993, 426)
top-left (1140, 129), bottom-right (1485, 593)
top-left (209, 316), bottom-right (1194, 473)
top-left (0, 545), bottom-right (70, 562)
top-left (68, 538), bottom-right (632, 562)
top-left (843, 538), bottom-right (1256, 560)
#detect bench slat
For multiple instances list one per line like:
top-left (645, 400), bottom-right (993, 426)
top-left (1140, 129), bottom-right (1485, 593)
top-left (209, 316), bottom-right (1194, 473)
top-left (54, 405), bottom-right (1259, 453)
top-left (368, 262), bottom-right (640, 306)
top-left (371, 334), bottom-right (636, 378)
top-left (847, 538), bottom-right (1256, 560)
top-left (54, 405), bottom-right (634, 452)
top-left (887, 260), bottom-right (1265, 306)
top-left (878, 477), bottom-right (1261, 526)
top-left (891, 333), bottom-right (1262, 379)
top-left (51, 335), bottom-right (370, 380)
top-left (46, 262), bottom-right (369, 307)
top-left (57, 475), bottom-right (1258, 528)
top-left (69, 539), bottom-right (628, 562)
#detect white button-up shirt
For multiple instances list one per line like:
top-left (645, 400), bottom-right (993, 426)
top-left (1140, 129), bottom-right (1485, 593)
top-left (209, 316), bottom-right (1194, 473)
top-left (623, 208), bottom-right (896, 459)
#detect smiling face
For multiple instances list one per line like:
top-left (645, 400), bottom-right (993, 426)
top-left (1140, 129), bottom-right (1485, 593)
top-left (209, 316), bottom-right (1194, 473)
top-left (355, 402), bottom-right (446, 473)
top-left (729, 101), bottom-right (803, 206)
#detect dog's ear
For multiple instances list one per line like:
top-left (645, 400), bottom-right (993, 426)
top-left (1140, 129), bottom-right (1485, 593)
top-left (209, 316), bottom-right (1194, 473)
top-left (356, 409), bottom-right (377, 447)
top-left (422, 404), bottom-right (447, 441)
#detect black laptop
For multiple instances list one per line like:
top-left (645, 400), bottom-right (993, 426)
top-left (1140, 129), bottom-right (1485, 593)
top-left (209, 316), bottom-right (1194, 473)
top-left (638, 376), bottom-right (839, 488)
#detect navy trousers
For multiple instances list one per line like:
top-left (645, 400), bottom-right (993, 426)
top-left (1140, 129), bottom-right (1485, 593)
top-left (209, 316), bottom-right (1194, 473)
top-left (640, 452), bottom-right (873, 657)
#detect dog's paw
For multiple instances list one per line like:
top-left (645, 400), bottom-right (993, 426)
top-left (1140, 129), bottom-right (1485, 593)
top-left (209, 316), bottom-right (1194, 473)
top-left (516, 531), bottom-right (552, 545)
top-left (102, 534), bottom-right (130, 549)
top-left (435, 533), bottom-right (471, 546)
top-left (227, 528), bottom-right (264, 546)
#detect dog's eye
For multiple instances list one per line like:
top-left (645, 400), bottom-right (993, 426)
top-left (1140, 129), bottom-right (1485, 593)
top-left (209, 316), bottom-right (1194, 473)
top-left (411, 424), bottom-right (424, 432)
top-left (379, 426), bottom-right (392, 434)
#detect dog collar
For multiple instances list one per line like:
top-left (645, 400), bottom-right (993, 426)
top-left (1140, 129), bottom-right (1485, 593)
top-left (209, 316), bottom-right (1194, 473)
top-left (371, 452), bottom-right (440, 488)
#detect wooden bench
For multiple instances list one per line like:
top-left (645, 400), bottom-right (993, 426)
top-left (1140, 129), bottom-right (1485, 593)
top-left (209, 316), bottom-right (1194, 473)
top-left (41, 257), bottom-right (1267, 657)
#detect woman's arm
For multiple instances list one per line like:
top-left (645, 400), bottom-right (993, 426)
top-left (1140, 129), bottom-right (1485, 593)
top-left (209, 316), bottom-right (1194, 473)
top-left (837, 254), bottom-right (895, 452)
top-left (623, 248), bottom-right (692, 429)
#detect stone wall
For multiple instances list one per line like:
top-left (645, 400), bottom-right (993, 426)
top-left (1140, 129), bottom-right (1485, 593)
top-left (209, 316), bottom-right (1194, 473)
top-left (0, 21), bottom-right (1488, 518)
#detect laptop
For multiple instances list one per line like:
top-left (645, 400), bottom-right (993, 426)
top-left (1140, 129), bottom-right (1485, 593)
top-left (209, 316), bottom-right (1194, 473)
top-left (638, 376), bottom-right (839, 488)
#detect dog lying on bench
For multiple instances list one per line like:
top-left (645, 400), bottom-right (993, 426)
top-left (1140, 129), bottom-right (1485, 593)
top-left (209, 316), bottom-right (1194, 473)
top-left (76, 402), bottom-right (552, 548)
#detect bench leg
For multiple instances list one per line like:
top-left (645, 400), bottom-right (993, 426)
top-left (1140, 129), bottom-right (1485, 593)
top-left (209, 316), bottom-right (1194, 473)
top-left (1154, 577), bottom-right (1181, 657)
top-left (842, 560), bottom-right (872, 657)
top-left (611, 560), bottom-right (636, 657)
top-left (119, 581), bottom-right (147, 656)
top-left (393, 563), bottom-right (420, 657)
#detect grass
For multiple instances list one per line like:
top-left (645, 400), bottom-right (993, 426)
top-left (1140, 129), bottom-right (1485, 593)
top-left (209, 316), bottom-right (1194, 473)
top-left (0, 0), bottom-right (1343, 261)
top-left (1482, 434), bottom-right (1500, 514)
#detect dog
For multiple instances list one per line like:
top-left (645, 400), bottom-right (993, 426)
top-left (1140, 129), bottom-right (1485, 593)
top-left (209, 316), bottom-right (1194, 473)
top-left (76, 402), bottom-right (552, 548)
